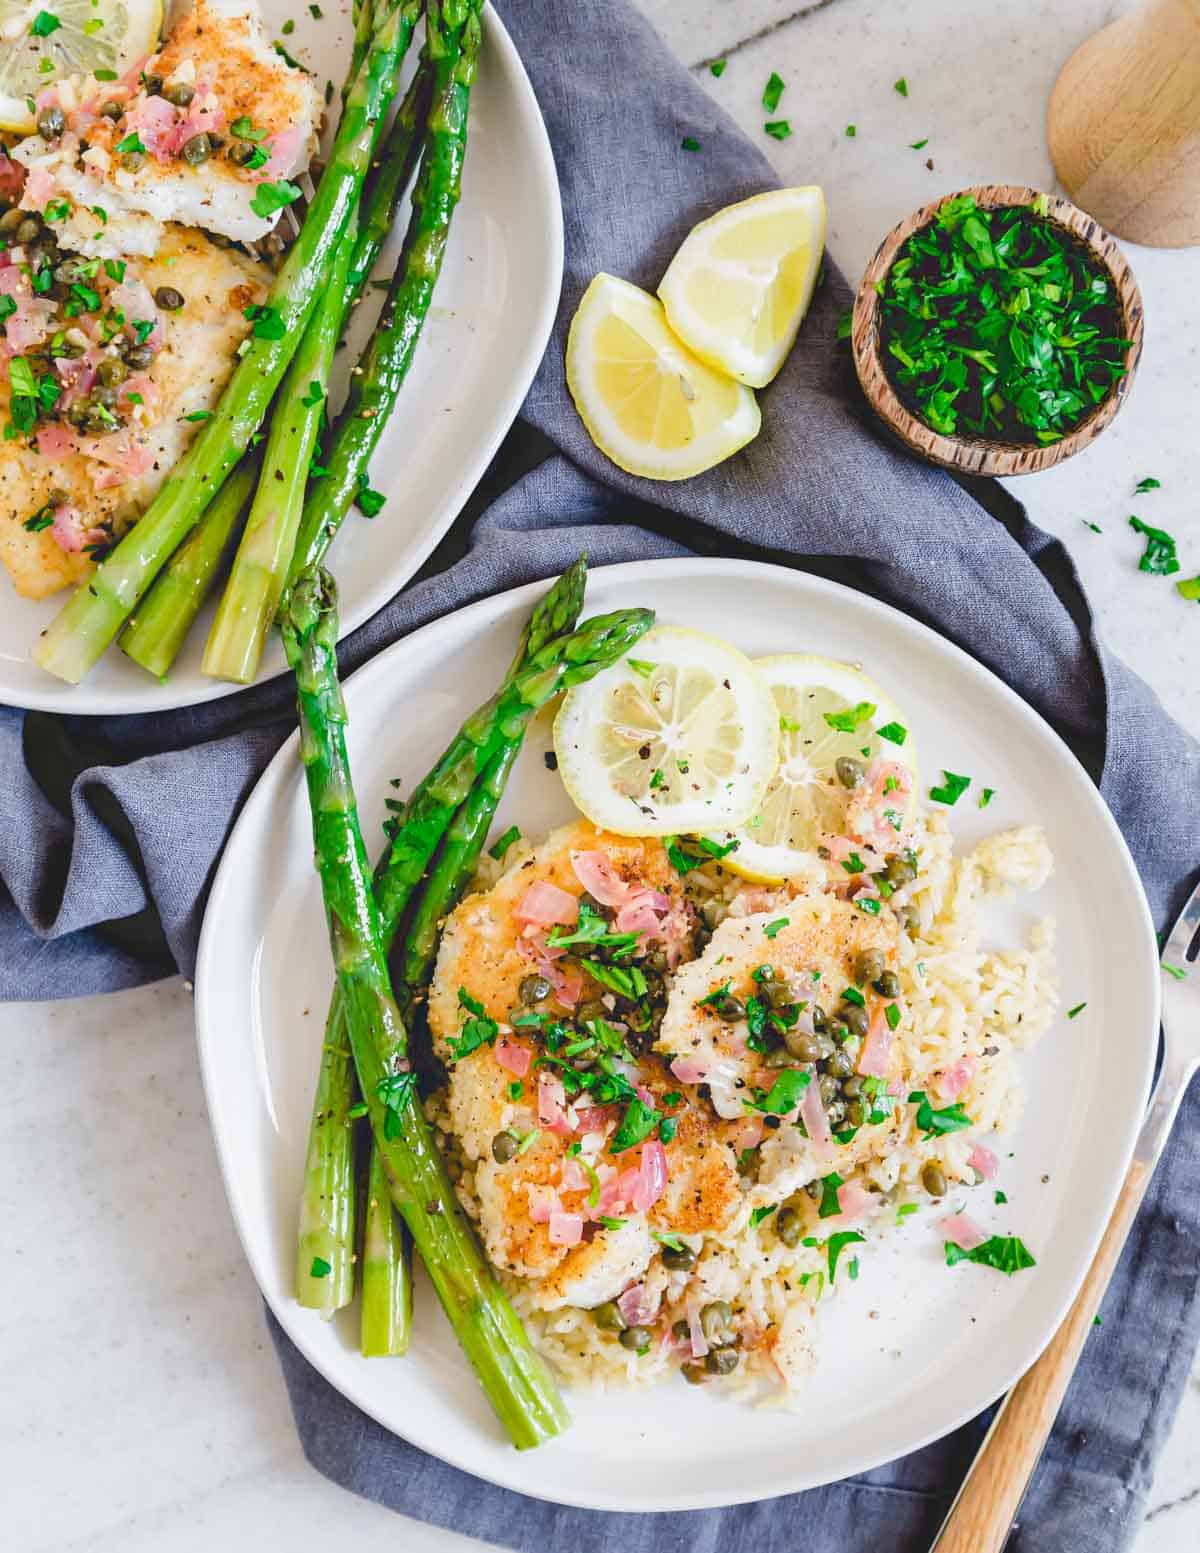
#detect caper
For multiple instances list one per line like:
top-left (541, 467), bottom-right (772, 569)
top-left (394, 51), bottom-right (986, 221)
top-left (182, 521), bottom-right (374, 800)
top-left (672, 1319), bottom-right (690, 1342)
top-left (645, 947), bottom-right (669, 975)
top-left (84, 404), bottom-right (114, 434)
top-left (123, 151), bottom-right (146, 172)
top-left (705, 1345), bottom-right (739, 1376)
top-left (784, 1028), bottom-right (824, 1062)
top-left (47, 487), bottom-right (68, 506)
top-left (181, 132), bottom-right (212, 166)
top-left (875, 970), bottom-right (902, 1000)
top-left (97, 357), bottom-right (128, 388)
top-left (844, 1098), bottom-right (867, 1128)
top-left (836, 755), bottom-right (866, 790)
top-left (16, 217), bottom-right (41, 246)
top-left (54, 258), bottom-right (87, 285)
top-left (100, 100), bottom-right (123, 120)
top-left (842, 1076), bottom-right (863, 1098)
top-left (37, 106), bottom-right (66, 141)
top-left (765, 979), bottom-right (794, 1009)
top-left (885, 852), bottom-right (917, 888)
top-left (163, 80), bottom-right (195, 108)
top-left (142, 72), bottom-right (164, 95)
top-left (818, 1073), bottom-right (840, 1106)
top-left (0, 207), bottom-right (25, 234)
top-left (840, 1002), bottom-right (870, 1038)
top-left (764, 1048), bottom-right (794, 1068)
top-left (490, 1130), bottom-right (517, 1163)
top-left (922, 1161), bottom-right (948, 1198)
top-left (124, 344), bottom-right (155, 370)
top-left (592, 1300), bottom-right (627, 1332)
top-left (619, 1325), bottom-right (653, 1354)
top-left (699, 899), bottom-right (728, 931)
top-left (776, 1205), bottom-right (803, 1247)
top-left (856, 950), bottom-right (886, 985)
top-left (661, 1241), bottom-right (696, 1272)
top-left (810, 1003), bottom-right (828, 1031)
top-left (829, 1019), bottom-right (851, 1044)
top-left (66, 400), bottom-right (91, 429)
top-left (699, 1300), bottom-right (734, 1347)
top-left (902, 906), bottom-right (922, 939)
top-left (713, 994), bottom-right (745, 1023)
top-left (518, 973), bottom-right (551, 1006)
top-left (825, 1098), bottom-right (847, 1127)
top-left (91, 384), bottom-right (118, 409)
top-left (825, 1045), bottom-right (854, 1079)
top-left (154, 285), bottom-right (185, 311)
top-left (682, 1361), bottom-right (708, 1385)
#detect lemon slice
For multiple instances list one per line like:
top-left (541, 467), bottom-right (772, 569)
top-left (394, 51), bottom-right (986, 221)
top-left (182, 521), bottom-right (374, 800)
top-left (707, 655), bottom-right (920, 883)
top-left (0, 0), bottom-right (163, 133)
top-left (658, 187), bottom-right (826, 389)
top-left (565, 272), bottom-right (761, 482)
top-left (553, 625), bottom-right (779, 837)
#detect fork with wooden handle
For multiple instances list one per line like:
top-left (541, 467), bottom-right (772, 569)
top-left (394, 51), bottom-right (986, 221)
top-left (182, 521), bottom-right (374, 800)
top-left (932, 883), bottom-right (1200, 1552)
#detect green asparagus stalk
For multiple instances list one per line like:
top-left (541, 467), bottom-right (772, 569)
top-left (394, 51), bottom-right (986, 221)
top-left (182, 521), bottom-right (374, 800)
top-left (32, 0), bottom-right (424, 687)
top-left (360, 1139), bottom-right (413, 1355)
top-left (201, 235), bottom-right (358, 684)
top-left (295, 559), bottom-right (588, 1317)
top-left (286, 0), bottom-right (482, 587)
top-left (280, 566), bottom-right (569, 1449)
top-left (118, 460), bottom-right (257, 679)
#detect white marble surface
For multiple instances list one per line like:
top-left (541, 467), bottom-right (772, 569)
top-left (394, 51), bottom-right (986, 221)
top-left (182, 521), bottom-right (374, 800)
top-left (3, 1), bottom-right (1199, 1551)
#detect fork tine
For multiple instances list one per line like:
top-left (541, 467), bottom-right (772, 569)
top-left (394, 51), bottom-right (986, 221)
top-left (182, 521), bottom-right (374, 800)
top-left (1163, 879), bottom-right (1200, 966)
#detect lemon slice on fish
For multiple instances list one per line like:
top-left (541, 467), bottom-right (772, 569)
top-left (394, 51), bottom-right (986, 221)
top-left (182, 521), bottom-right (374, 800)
top-left (553, 625), bottom-right (779, 837)
top-left (565, 273), bottom-right (761, 481)
top-left (0, 0), bottom-right (163, 134)
top-left (705, 655), bottom-right (920, 884)
top-left (658, 187), bottom-right (826, 389)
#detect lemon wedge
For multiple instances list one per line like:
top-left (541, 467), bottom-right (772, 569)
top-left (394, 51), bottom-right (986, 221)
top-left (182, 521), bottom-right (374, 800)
top-left (658, 187), bottom-right (826, 389)
top-left (553, 625), bottom-right (779, 837)
top-left (565, 272), bottom-right (761, 481)
top-left (0, 0), bottom-right (163, 134)
top-left (707, 655), bottom-right (920, 883)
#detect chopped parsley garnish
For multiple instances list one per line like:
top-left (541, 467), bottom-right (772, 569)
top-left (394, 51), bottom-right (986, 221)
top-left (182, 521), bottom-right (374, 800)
top-left (1177, 576), bottom-right (1200, 602)
top-left (826, 1229), bottom-right (865, 1281)
top-left (884, 1002), bottom-right (901, 1030)
top-left (658, 1115), bottom-right (678, 1144)
top-left (610, 1094), bottom-right (659, 1154)
top-left (929, 770), bottom-right (971, 805)
top-left (896, 1202), bottom-right (919, 1222)
top-left (876, 721), bottom-right (907, 745)
top-left (762, 71), bottom-right (785, 112)
top-left (627, 657), bottom-right (654, 677)
top-left (908, 1089), bottom-right (972, 1138)
top-left (115, 132), bottom-right (146, 155)
top-left (1129, 515), bottom-right (1179, 576)
top-left (281, 16), bottom-right (295, 32)
top-left (680, 136), bottom-right (701, 152)
top-left (356, 484), bottom-right (385, 517)
top-left (546, 898), bottom-right (637, 955)
top-left (652, 1230), bottom-right (687, 1252)
top-left (375, 1069), bottom-right (418, 1140)
top-left (841, 985), bottom-right (866, 1007)
top-left (516, 1127), bottom-right (541, 1156)
top-left (845, 123), bottom-right (857, 137)
top-left (581, 958), bottom-right (646, 1000)
top-left (104, 259), bottom-right (126, 283)
top-left (994, 1189), bottom-right (1008, 1205)
top-left (944, 1235), bottom-right (1036, 1275)
top-left (182, 410), bottom-right (213, 422)
top-left (747, 1068), bottom-right (811, 1115)
top-left (30, 10), bottom-right (61, 36)
top-left (699, 980), bottom-right (733, 1009)
top-left (1134, 476), bottom-right (1160, 493)
top-left (750, 1204), bottom-right (777, 1227)
top-left (309, 1256), bottom-right (331, 1278)
top-left (649, 768), bottom-right (666, 791)
top-left (817, 1171), bottom-right (844, 1218)
top-left (855, 896), bottom-right (881, 916)
top-left (488, 824), bottom-right (521, 862)
top-left (0, 295), bottom-right (16, 324)
top-left (597, 1215), bottom-right (626, 1230)
top-left (449, 987), bottom-right (499, 1060)
top-left (1163, 962), bottom-right (1187, 981)
top-left (1067, 1002), bottom-right (1087, 1019)
top-left (244, 303), bottom-right (286, 340)
top-left (764, 917), bottom-right (789, 939)
top-left (43, 198), bottom-right (70, 223)
top-left (710, 59), bottom-right (726, 77)
top-left (823, 700), bottom-right (876, 732)
top-left (94, 68), bottom-right (117, 81)
top-left (250, 179), bottom-right (303, 219)
top-left (841, 852), bottom-right (865, 874)
top-left (764, 121), bottom-right (792, 141)
top-left (666, 834), bottom-right (739, 874)
top-left (978, 787), bottom-right (995, 808)
top-left (23, 500), bottom-right (55, 533)
top-left (893, 76), bottom-right (909, 96)
top-left (301, 380), bottom-right (324, 408)
top-left (909, 138), bottom-right (929, 150)
top-left (507, 1080), bottom-right (523, 1101)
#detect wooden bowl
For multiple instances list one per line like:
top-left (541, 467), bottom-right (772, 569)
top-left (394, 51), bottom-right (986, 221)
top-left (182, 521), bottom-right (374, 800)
top-left (850, 184), bottom-right (1145, 476)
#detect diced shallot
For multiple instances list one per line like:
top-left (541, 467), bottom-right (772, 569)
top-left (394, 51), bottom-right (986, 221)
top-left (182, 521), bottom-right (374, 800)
top-left (495, 1039), bottom-right (531, 1078)
top-left (528, 1185), bottom-right (557, 1224)
top-left (617, 1281), bottom-right (660, 1327)
top-left (570, 850), bottom-right (632, 908)
top-left (686, 1299), bottom-right (709, 1359)
top-left (857, 1003), bottom-right (894, 1078)
top-left (515, 880), bottom-right (578, 927)
top-left (630, 1140), bottom-right (668, 1212)
top-left (939, 1212), bottom-right (988, 1251)
top-left (537, 1073), bottom-right (576, 1135)
top-left (833, 1181), bottom-right (872, 1223)
top-left (800, 1073), bottom-right (834, 1144)
top-left (937, 1056), bottom-right (976, 1102)
top-left (968, 1142), bottom-right (999, 1181)
top-left (670, 1055), bottom-right (709, 1086)
top-left (548, 1209), bottom-right (583, 1247)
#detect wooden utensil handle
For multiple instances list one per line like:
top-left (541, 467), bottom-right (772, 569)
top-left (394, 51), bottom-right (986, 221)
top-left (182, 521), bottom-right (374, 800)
top-left (932, 1155), bottom-right (1150, 1553)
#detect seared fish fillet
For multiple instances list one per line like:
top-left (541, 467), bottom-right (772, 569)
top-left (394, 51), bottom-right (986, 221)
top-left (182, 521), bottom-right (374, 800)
top-left (429, 821), bottom-right (743, 1311)
top-left (12, 0), bottom-right (321, 258)
top-left (0, 226), bottom-right (267, 598)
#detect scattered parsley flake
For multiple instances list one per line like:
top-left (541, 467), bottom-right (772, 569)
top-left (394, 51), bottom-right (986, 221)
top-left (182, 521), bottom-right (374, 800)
top-left (488, 825), bottom-right (521, 862)
top-left (909, 1089), bottom-right (972, 1138)
top-left (1163, 962), bottom-right (1187, 981)
top-left (1067, 1002), bottom-right (1087, 1019)
top-left (301, 380), bottom-right (324, 408)
top-left (182, 410), bottom-right (212, 422)
top-left (250, 179), bottom-right (302, 219)
top-left (885, 1002), bottom-right (901, 1030)
top-left (818, 1171), bottom-right (844, 1219)
top-left (764, 917), bottom-right (789, 939)
top-left (909, 138), bottom-right (929, 150)
top-left (356, 484), bottom-right (385, 518)
top-left (856, 896), bottom-right (882, 916)
top-left (764, 120), bottom-right (792, 141)
top-left (710, 59), bottom-right (726, 77)
top-left (893, 77), bottom-right (909, 96)
top-left (944, 1235), bottom-right (1036, 1275)
top-left (244, 303), bottom-right (286, 340)
top-left (1129, 514), bottom-right (1179, 576)
top-left (826, 1230), bottom-right (865, 1281)
top-left (309, 1256), bottom-right (331, 1278)
top-left (896, 1202), bottom-right (919, 1223)
top-left (762, 71), bottom-right (786, 113)
top-left (507, 1080), bottom-right (523, 1101)
top-left (681, 136), bottom-right (701, 152)
top-left (930, 770), bottom-right (971, 806)
top-left (978, 787), bottom-right (995, 809)
top-left (876, 721), bottom-right (907, 745)
top-left (750, 1204), bottom-right (777, 1227)
top-left (824, 700), bottom-right (876, 733)
top-left (1134, 477), bottom-right (1160, 494)
top-left (115, 131), bottom-right (145, 155)
top-left (845, 124), bottom-right (857, 137)
top-left (1176, 576), bottom-right (1200, 602)
top-left (994, 1190), bottom-right (1008, 1205)
top-left (748, 1068), bottom-right (811, 1115)
top-left (841, 852), bottom-right (866, 874)
top-left (30, 10), bottom-right (61, 36)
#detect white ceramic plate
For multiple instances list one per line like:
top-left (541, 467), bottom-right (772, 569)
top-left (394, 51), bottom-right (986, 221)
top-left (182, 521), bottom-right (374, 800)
top-left (0, 2), bottom-right (561, 715)
top-left (196, 559), bottom-right (1159, 1512)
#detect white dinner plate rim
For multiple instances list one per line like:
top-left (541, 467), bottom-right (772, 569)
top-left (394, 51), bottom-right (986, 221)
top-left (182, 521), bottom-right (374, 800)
top-left (0, 2), bottom-right (563, 718)
top-left (196, 556), bottom-right (1160, 1512)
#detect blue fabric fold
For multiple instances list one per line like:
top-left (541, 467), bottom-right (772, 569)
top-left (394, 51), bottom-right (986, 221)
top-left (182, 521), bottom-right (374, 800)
top-left (2, 0), bottom-right (1197, 1546)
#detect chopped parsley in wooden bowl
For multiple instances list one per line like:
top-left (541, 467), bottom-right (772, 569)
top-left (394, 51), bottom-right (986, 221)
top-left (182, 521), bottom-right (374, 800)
top-left (850, 185), bottom-right (1144, 476)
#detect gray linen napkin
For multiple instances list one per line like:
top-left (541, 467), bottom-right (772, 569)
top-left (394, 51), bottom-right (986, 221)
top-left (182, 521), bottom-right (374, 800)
top-left (2, 0), bottom-right (1198, 1546)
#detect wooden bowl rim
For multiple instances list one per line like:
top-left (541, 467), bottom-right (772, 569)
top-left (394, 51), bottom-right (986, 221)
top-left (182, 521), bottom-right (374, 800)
top-left (850, 183), bottom-right (1145, 477)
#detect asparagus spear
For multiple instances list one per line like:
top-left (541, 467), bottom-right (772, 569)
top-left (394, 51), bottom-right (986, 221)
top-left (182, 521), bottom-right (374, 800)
top-left (296, 559), bottom-right (589, 1316)
top-left (32, 0), bottom-right (424, 687)
top-left (118, 460), bottom-right (257, 680)
top-left (287, 0), bottom-right (482, 586)
top-left (360, 1138), bottom-right (413, 1356)
top-left (280, 566), bottom-right (569, 1449)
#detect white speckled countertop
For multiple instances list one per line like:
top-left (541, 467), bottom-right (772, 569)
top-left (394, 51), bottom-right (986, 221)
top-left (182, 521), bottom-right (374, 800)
top-left (4, 1), bottom-right (1198, 1550)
